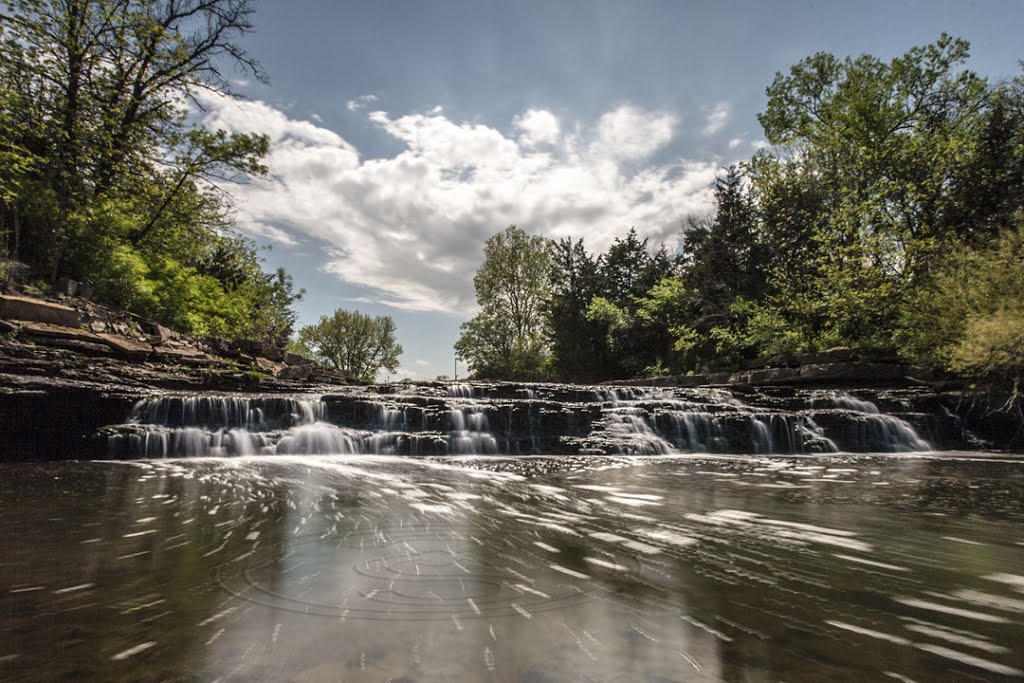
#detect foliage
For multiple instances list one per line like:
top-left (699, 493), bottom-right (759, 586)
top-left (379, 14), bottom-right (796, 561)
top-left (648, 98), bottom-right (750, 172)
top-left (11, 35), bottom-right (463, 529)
top-left (455, 226), bottom-right (552, 379)
top-left (545, 237), bottom-right (608, 381)
top-left (681, 167), bottom-right (764, 317)
top-left (900, 223), bottom-right (1024, 377)
top-left (292, 309), bottom-right (403, 382)
top-left (744, 34), bottom-right (997, 354)
top-left (453, 36), bottom-right (1023, 394)
top-left (0, 0), bottom-right (299, 343)
top-left (462, 36), bottom-right (1023, 391)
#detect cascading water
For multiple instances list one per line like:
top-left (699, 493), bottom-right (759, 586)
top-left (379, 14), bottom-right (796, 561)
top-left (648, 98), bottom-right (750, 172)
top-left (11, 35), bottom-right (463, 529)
top-left (812, 391), bottom-right (931, 452)
top-left (104, 383), bottom-right (935, 459)
top-left (446, 383), bottom-right (475, 398)
top-left (587, 387), bottom-right (840, 455)
top-left (448, 404), bottom-right (498, 455)
top-left (107, 395), bottom-right (357, 458)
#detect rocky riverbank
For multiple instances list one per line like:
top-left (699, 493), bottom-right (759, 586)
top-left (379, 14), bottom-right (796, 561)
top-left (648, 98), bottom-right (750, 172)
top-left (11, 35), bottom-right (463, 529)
top-left (0, 291), bottom-right (350, 392)
top-left (0, 289), bottom-right (355, 458)
top-left (1, 289), bottom-right (1020, 460)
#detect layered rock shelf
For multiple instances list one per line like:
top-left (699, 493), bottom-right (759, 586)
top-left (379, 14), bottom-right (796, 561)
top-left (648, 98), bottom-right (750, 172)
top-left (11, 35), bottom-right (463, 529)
top-left (2, 292), bottom-right (1019, 460)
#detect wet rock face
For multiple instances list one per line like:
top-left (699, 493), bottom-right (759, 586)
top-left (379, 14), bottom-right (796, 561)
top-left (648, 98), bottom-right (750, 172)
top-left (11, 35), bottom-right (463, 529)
top-left (91, 382), bottom-right (985, 461)
top-left (0, 387), bottom-right (134, 460)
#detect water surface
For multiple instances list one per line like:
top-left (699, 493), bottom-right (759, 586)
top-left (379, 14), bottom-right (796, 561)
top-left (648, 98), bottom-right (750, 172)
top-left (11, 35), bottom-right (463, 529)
top-left (2, 453), bottom-right (1022, 681)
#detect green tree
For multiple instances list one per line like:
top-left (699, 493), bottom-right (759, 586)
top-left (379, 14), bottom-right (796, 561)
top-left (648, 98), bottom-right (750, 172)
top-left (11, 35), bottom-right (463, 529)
top-left (941, 68), bottom-right (1024, 243)
top-left (546, 237), bottom-right (610, 381)
top-left (0, 0), bottom-right (302, 343)
top-left (747, 34), bottom-right (990, 354)
top-left (682, 166), bottom-right (764, 316)
top-left (455, 225), bottom-right (552, 379)
top-left (900, 222), bottom-right (1024, 366)
top-left (293, 310), bottom-right (403, 382)
top-left (575, 231), bottom-right (676, 378)
top-left (0, 0), bottom-right (267, 273)
top-left (599, 228), bottom-right (667, 308)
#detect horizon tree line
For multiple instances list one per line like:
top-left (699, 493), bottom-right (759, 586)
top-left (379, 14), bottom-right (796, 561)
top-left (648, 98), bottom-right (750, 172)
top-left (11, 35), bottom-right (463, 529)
top-left (457, 35), bottom-right (1024, 412)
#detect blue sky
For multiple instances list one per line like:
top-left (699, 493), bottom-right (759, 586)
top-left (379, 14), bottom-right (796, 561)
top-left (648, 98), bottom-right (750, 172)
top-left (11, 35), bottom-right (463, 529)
top-left (203, 0), bottom-right (1024, 381)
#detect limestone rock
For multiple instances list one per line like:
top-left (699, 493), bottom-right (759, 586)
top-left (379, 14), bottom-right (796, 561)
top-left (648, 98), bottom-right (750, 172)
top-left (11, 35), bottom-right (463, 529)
top-left (141, 321), bottom-right (174, 343)
top-left (284, 351), bottom-right (316, 366)
top-left (0, 295), bottom-right (82, 328)
top-left (279, 366), bottom-right (314, 380)
top-left (17, 320), bottom-right (101, 343)
top-left (796, 347), bottom-right (859, 365)
top-left (53, 277), bottom-right (79, 296)
top-left (96, 333), bottom-right (152, 358)
top-left (234, 338), bottom-right (285, 362)
top-left (797, 362), bottom-right (904, 383)
top-left (153, 344), bottom-right (206, 359)
top-left (254, 356), bottom-right (284, 376)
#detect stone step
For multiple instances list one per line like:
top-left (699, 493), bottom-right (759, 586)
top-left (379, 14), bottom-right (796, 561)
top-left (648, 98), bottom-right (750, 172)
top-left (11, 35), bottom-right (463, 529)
top-left (0, 294), bottom-right (82, 327)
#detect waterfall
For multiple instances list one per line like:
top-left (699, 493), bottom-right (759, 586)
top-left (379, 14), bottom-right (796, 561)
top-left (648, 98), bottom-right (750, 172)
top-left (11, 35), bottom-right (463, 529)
top-left (104, 384), bottom-right (935, 459)
top-left (446, 383), bottom-right (475, 398)
top-left (447, 405), bottom-right (498, 455)
top-left (814, 392), bottom-right (931, 452)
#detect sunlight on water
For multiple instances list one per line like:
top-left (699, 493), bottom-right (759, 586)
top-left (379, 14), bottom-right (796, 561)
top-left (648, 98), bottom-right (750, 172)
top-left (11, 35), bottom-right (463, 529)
top-left (1, 452), bottom-right (1022, 681)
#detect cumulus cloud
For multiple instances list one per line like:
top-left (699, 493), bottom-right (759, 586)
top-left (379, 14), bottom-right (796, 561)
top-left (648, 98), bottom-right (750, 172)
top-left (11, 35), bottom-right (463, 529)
top-left (194, 93), bottom-right (718, 315)
top-left (593, 105), bottom-right (676, 161)
top-left (514, 108), bottom-right (561, 147)
top-left (702, 102), bottom-right (730, 136)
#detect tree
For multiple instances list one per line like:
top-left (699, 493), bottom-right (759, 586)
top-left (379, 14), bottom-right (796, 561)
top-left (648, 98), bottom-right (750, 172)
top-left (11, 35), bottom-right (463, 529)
top-left (0, 0), bottom-right (301, 343)
top-left (293, 310), bottom-right (402, 382)
top-left (0, 0), bottom-right (268, 273)
top-left (546, 237), bottom-right (609, 381)
top-left (455, 225), bottom-right (552, 379)
top-left (584, 230), bottom-right (676, 377)
top-left (746, 34), bottom-right (990, 353)
top-left (941, 68), bottom-right (1024, 243)
top-left (600, 228), bottom-right (662, 308)
top-left (682, 166), bottom-right (763, 315)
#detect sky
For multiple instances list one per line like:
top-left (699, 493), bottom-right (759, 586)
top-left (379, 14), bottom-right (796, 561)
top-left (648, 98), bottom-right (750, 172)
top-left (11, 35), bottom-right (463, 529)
top-left (203, 0), bottom-right (1024, 381)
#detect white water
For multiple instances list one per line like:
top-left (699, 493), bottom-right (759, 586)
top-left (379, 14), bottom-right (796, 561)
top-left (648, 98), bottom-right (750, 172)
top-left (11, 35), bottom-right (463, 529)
top-left (107, 384), bottom-right (933, 458)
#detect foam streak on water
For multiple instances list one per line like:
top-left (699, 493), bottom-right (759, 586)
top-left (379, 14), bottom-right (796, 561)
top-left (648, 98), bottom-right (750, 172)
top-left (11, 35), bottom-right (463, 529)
top-left (2, 453), bottom-right (1022, 681)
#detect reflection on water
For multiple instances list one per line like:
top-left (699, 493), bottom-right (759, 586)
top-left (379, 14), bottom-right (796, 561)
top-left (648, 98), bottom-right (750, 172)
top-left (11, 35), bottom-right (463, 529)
top-left (1, 453), bottom-right (1023, 681)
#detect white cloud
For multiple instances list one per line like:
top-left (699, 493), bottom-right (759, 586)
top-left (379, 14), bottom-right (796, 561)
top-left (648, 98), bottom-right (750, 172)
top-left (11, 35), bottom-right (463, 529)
top-left (728, 137), bottom-right (744, 150)
top-left (593, 105), bottom-right (676, 161)
top-left (702, 102), bottom-right (730, 136)
top-left (514, 108), bottom-right (561, 147)
top-left (194, 93), bottom-right (718, 315)
top-left (346, 93), bottom-right (379, 111)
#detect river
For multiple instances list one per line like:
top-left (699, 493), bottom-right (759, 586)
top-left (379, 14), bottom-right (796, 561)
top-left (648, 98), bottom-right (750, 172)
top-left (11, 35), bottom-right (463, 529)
top-left (1, 384), bottom-right (1022, 681)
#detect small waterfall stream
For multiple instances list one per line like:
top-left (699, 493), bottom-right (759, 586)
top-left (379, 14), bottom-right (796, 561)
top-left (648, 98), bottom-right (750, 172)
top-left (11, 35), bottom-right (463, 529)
top-left (104, 383), bottom-right (934, 458)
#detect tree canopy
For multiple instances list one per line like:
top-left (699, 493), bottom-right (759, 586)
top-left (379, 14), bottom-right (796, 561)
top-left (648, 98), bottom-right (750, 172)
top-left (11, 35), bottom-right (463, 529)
top-left (455, 225), bottom-right (552, 379)
top-left (456, 35), bottom-right (1024, 410)
top-left (292, 310), bottom-right (403, 382)
top-left (0, 0), bottom-right (301, 342)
